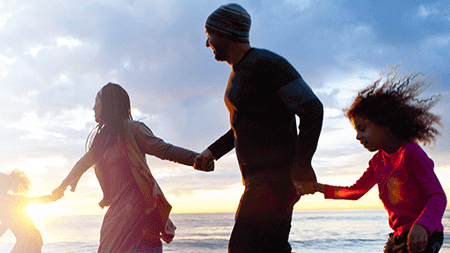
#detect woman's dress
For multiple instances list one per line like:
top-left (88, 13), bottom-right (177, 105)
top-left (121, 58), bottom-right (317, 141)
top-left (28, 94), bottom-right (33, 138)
top-left (60, 120), bottom-right (197, 252)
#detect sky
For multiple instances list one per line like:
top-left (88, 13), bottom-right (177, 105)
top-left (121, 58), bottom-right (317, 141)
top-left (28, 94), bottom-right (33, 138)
top-left (0, 0), bottom-right (449, 217)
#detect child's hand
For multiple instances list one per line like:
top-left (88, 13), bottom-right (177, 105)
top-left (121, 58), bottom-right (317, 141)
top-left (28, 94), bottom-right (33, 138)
top-left (407, 224), bottom-right (428, 252)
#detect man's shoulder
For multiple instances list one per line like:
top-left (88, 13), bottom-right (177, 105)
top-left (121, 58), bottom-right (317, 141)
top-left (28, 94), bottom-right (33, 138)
top-left (250, 48), bottom-right (282, 59)
top-left (245, 48), bottom-right (291, 69)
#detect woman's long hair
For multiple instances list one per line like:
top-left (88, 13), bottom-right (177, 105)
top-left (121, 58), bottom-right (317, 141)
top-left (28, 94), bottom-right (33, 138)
top-left (88, 83), bottom-right (133, 160)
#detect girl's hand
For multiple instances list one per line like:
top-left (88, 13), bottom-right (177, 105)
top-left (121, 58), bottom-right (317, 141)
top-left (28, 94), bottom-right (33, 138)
top-left (407, 224), bottom-right (428, 252)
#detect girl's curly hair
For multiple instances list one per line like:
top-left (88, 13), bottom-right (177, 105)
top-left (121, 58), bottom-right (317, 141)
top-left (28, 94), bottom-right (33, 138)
top-left (344, 66), bottom-right (442, 145)
top-left (0, 169), bottom-right (31, 195)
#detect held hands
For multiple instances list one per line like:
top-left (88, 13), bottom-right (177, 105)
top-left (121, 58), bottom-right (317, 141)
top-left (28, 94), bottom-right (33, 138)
top-left (194, 149), bottom-right (215, 172)
top-left (407, 224), bottom-right (428, 252)
top-left (47, 193), bottom-right (62, 202)
top-left (293, 181), bottom-right (325, 196)
top-left (51, 184), bottom-right (68, 200)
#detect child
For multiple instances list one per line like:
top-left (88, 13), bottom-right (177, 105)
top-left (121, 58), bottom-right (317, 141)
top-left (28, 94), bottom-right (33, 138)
top-left (0, 170), bottom-right (59, 253)
top-left (305, 68), bottom-right (447, 253)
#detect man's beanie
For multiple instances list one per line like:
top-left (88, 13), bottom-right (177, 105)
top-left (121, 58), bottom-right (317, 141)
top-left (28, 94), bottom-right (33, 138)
top-left (205, 3), bottom-right (251, 43)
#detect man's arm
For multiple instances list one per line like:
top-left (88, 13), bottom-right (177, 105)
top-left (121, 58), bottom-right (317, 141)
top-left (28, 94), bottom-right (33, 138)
top-left (207, 129), bottom-right (235, 159)
top-left (276, 77), bottom-right (324, 182)
top-left (292, 98), bottom-right (323, 181)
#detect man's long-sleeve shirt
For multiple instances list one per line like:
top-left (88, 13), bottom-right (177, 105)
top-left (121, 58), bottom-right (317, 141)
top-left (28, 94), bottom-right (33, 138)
top-left (208, 48), bottom-right (323, 183)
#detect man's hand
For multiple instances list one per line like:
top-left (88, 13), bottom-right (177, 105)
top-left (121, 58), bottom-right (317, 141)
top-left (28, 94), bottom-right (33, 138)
top-left (407, 224), bottom-right (428, 252)
top-left (293, 180), bottom-right (317, 196)
top-left (194, 149), bottom-right (215, 172)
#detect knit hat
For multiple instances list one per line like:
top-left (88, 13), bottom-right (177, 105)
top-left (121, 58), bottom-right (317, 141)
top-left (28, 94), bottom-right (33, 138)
top-left (205, 3), bottom-right (251, 43)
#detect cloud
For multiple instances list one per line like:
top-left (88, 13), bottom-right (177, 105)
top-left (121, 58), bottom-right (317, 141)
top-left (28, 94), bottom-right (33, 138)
top-left (417, 4), bottom-right (440, 18)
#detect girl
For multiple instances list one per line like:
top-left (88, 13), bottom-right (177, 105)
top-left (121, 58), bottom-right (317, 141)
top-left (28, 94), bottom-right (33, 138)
top-left (52, 83), bottom-right (200, 252)
top-left (307, 69), bottom-right (447, 252)
top-left (0, 170), bottom-right (58, 253)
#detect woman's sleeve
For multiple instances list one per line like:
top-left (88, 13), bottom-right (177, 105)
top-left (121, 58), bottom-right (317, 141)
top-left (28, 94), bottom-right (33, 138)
top-left (324, 165), bottom-right (376, 200)
top-left (135, 122), bottom-right (198, 166)
top-left (61, 151), bottom-right (95, 192)
top-left (407, 147), bottom-right (447, 233)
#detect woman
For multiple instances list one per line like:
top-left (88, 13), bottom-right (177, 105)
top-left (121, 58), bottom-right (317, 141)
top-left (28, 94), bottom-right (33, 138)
top-left (53, 83), bottom-right (200, 252)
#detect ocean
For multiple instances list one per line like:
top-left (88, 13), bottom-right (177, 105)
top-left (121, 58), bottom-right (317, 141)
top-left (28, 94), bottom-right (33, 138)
top-left (1, 209), bottom-right (449, 253)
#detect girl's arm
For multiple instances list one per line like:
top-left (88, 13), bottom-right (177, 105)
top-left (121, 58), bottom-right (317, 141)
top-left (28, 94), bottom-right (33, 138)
top-left (0, 222), bottom-right (8, 238)
top-left (321, 168), bottom-right (376, 200)
top-left (407, 146), bottom-right (447, 234)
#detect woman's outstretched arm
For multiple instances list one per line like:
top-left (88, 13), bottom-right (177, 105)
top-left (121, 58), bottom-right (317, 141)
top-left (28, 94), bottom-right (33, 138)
top-left (52, 151), bottom-right (95, 198)
top-left (134, 121), bottom-right (198, 166)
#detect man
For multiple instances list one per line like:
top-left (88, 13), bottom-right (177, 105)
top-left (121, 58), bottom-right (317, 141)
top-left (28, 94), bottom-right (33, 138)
top-left (195, 3), bottom-right (323, 252)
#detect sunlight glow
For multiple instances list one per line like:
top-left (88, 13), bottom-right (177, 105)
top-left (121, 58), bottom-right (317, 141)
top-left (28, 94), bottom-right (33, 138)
top-left (168, 184), bottom-right (243, 213)
top-left (27, 203), bottom-right (57, 225)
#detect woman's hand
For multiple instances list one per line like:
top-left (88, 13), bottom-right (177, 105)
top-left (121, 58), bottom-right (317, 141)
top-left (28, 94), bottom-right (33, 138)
top-left (52, 185), bottom-right (67, 200)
